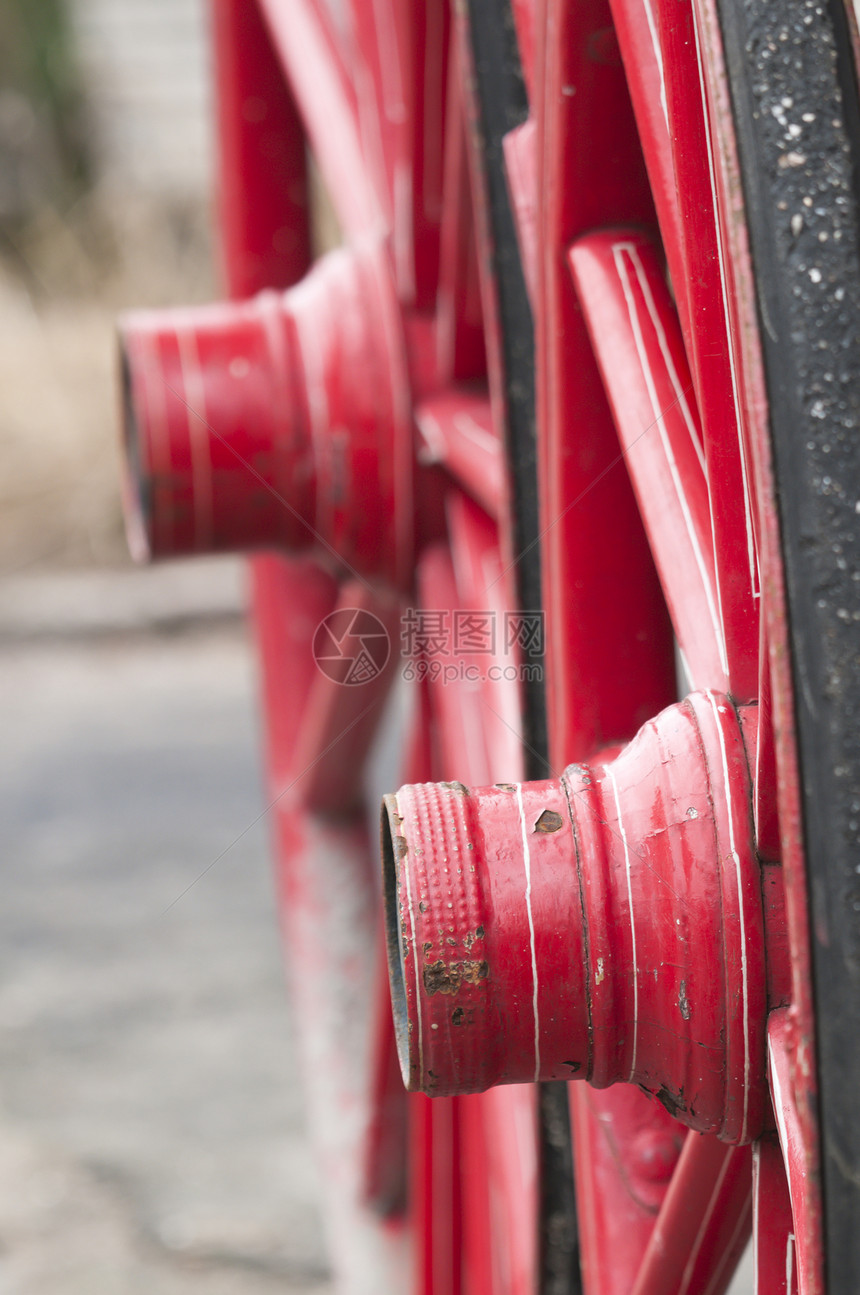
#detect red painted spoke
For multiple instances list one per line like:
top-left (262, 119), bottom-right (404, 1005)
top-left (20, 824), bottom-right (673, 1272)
top-left (446, 491), bottom-right (524, 779)
top-left (533, 0), bottom-right (675, 760)
top-left (611, 0), bottom-right (760, 701)
top-left (411, 1096), bottom-right (462, 1295)
top-left (211, 0), bottom-right (311, 298)
top-left (418, 542), bottom-right (493, 784)
top-left (248, 560), bottom-right (407, 1289)
top-left (461, 1089), bottom-right (538, 1295)
top-left (754, 1136), bottom-right (799, 1295)
top-left (436, 62), bottom-right (486, 383)
top-left (655, 0), bottom-right (760, 700)
top-left (349, 0), bottom-right (449, 305)
top-left (608, 0), bottom-right (689, 344)
top-left (249, 557), bottom-right (337, 784)
top-left (570, 230), bottom-right (729, 692)
top-left (631, 1132), bottom-right (752, 1295)
top-left (416, 498), bottom-right (523, 786)
top-left (768, 1010), bottom-right (821, 1294)
top-left (290, 581), bottom-right (402, 814)
top-left (257, 0), bottom-right (384, 238)
top-left (571, 1087), bottom-right (683, 1295)
top-left (415, 391), bottom-right (503, 519)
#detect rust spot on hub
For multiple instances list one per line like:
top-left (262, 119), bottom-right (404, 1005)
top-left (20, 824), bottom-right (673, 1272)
top-left (535, 809), bottom-right (564, 833)
top-left (423, 959), bottom-right (489, 995)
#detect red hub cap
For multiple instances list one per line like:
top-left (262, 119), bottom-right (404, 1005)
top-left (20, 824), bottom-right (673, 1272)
top-left (119, 241), bottom-right (416, 584)
top-left (382, 691), bottom-right (768, 1143)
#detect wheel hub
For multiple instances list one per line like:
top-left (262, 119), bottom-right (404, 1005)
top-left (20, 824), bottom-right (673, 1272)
top-left (119, 241), bottom-right (416, 585)
top-left (382, 691), bottom-right (766, 1144)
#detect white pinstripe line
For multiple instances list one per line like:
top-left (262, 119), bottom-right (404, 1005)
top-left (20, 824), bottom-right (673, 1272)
top-left (768, 1032), bottom-right (795, 1222)
top-left (679, 1145), bottom-right (734, 1295)
top-left (701, 1184), bottom-right (752, 1295)
top-left (707, 690), bottom-right (750, 1144)
top-left (605, 764), bottom-right (638, 1081)
top-left (786, 1232), bottom-right (796, 1292)
top-left (613, 240), bottom-right (729, 680)
top-left (516, 784), bottom-right (541, 1082)
top-left (643, 0), bottom-right (669, 128)
top-left (753, 1142), bottom-right (761, 1295)
top-left (626, 243), bottom-right (706, 476)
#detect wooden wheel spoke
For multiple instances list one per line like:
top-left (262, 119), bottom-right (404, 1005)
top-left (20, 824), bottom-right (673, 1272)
top-left (436, 59), bottom-right (486, 383)
top-left (754, 1135), bottom-right (799, 1295)
top-left (570, 229), bottom-right (729, 692)
top-left (654, 0), bottom-right (760, 698)
top-left (257, 0), bottom-right (382, 238)
top-left (630, 1132), bottom-right (752, 1295)
top-left (349, 0), bottom-right (449, 304)
top-left (461, 1088), bottom-right (538, 1295)
top-left (611, 0), bottom-right (760, 699)
top-left (608, 0), bottom-right (687, 335)
top-left (418, 543), bottom-right (492, 785)
top-left (768, 1010), bottom-right (821, 1295)
top-left (446, 490), bottom-right (524, 780)
top-left (415, 390), bottom-right (503, 519)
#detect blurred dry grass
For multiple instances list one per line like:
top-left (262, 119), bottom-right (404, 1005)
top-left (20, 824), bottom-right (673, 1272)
top-left (0, 157), bottom-right (341, 578)
top-left (0, 190), bottom-right (215, 574)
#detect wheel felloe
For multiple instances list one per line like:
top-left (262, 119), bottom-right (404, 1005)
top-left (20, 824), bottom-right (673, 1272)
top-left (382, 691), bottom-right (767, 1143)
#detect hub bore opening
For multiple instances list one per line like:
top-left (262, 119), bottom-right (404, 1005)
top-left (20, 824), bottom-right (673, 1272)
top-left (381, 795), bottom-right (412, 1088)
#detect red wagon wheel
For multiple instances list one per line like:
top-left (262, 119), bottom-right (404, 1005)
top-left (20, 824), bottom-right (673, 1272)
top-left (117, 1), bottom-right (860, 1292)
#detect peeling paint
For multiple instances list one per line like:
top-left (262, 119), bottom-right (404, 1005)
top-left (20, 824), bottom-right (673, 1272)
top-left (423, 959), bottom-right (489, 995)
top-left (534, 809), bottom-right (564, 833)
top-left (679, 979), bottom-right (691, 1021)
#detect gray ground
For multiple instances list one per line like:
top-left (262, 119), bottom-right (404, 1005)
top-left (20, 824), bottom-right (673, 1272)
top-left (0, 570), bottom-right (333, 1293)
top-left (0, 211), bottom-right (752, 1295)
top-left (0, 565), bottom-right (756, 1295)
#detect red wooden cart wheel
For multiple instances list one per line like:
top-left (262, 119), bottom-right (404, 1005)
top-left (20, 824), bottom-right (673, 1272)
top-left (117, 1), bottom-right (860, 1293)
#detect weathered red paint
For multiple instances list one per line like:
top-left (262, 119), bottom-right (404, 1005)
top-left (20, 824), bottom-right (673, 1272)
top-left (114, 0), bottom-right (829, 1288)
top-left (383, 693), bottom-right (767, 1142)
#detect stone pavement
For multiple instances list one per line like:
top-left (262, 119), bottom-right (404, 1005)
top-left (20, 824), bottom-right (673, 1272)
top-left (0, 565), bottom-right (333, 1293)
